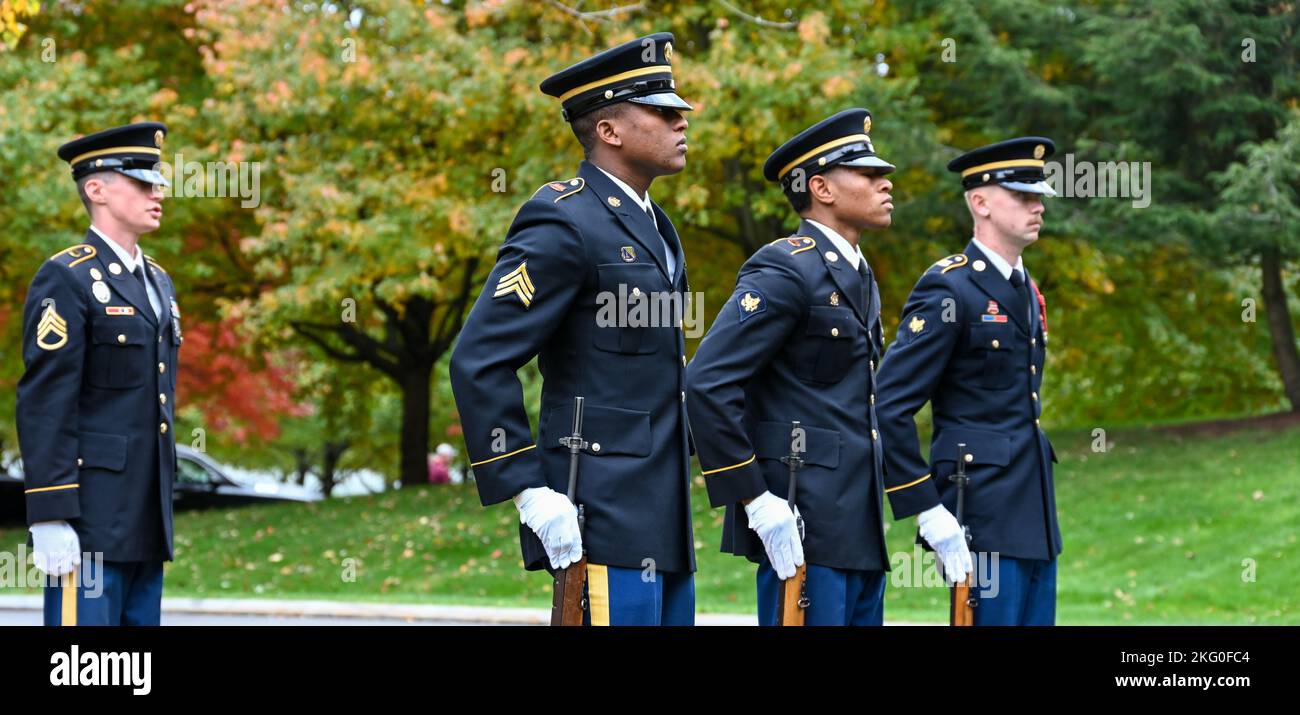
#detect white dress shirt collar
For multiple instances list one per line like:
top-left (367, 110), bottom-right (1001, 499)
top-left (90, 225), bottom-right (143, 273)
top-left (806, 219), bottom-right (865, 271)
top-left (970, 236), bottom-right (1024, 281)
top-left (596, 165), bottom-right (655, 219)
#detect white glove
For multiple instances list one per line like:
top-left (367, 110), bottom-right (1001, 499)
top-left (918, 504), bottom-right (973, 585)
top-left (513, 487), bottom-right (583, 570)
top-left (29, 521), bottom-right (81, 576)
top-left (744, 491), bottom-right (805, 580)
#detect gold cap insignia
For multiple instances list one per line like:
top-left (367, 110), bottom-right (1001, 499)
top-left (908, 315), bottom-right (926, 334)
top-left (493, 262), bottom-right (535, 308)
top-left (1033, 144), bottom-right (1045, 160)
top-left (863, 116), bottom-right (872, 134)
top-left (155, 130), bottom-right (164, 149)
top-left (36, 303), bottom-right (69, 350)
top-left (665, 42), bottom-right (673, 62)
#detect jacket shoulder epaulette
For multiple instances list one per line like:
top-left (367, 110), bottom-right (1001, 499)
top-left (535, 178), bottom-right (586, 203)
top-left (145, 255), bottom-right (167, 274)
top-left (766, 235), bottom-right (819, 257)
top-left (48, 243), bottom-right (97, 269)
top-left (929, 253), bottom-right (969, 275)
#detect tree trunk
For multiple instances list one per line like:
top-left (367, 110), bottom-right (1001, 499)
top-left (1260, 245), bottom-right (1300, 411)
top-left (398, 367), bottom-right (432, 487)
top-left (291, 448), bottom-right (309, 486)
top-left (320, 441), bottom-right (347, 499)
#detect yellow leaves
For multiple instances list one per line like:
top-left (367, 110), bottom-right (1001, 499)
top-left (924, 217), bottom-right (949, 235)
top-left (227, 138), bottom-right (247, 164)
top-left (448, 207), bottom-right (471, 235)
top-left (821, 75), bottom-right (852, 98)
top-left (797, 12), bottom-right (830, 45)
top-left (300, 52), bottom-right (332, 85)
top-left (465, 1), bottom-right (507, 29)
top-left (424, 8), bottom-right (448, 29)
top-left (782, 62), bottom-right (802, 81)
top-left (503, 47), bottom-right (529, 67)
top-left (0, 0), bottom-right (39, 51)
top-left (149, 87), bottom-right (179, 113)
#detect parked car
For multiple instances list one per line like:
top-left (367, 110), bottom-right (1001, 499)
top-left (0, 458), bottom-right (25, 524)
top-left (1, 447), bottom-right (321, 523)
top-left (174, 445), bottom-right (322, 509)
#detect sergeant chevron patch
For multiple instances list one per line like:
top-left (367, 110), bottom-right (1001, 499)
top-left (493, 262), bottom-right (535, 308)
top-left (36, 303), bottom-right (69, 350)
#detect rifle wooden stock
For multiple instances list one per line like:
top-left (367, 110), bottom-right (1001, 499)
top-left (550, 555), bottom-right (588, 626)
top-left (949, 441), bottom-right (975, 627)
top-left (950, 573), bottom-right (974, 626)
top-left (552, 396), bottom-right (588, 627)
top-left (777, 563), bottom-right (807, 626)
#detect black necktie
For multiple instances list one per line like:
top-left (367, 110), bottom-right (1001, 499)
top-left (133, 265), bottom-right (155, 318)
top-left (852, 254), bottom-right (873, 308)
top-left (1010, 269), bottom-right (1031, 320)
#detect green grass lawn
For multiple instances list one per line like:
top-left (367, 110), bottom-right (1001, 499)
top-left (2, 422), bottom-right (1296, 624)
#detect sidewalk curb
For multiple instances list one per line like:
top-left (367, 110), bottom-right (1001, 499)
top-left (0, 595), bottom-right (759, 625)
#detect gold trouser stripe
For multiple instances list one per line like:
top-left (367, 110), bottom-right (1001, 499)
top-left (25, 483), bottom-right (79, 494)
top-left (557, 66), bottom-right (672, 103)
top-left (469, 444), bottom-right (536, 468)
top-left (779, 134), bottom-right (871, 179)
top-left (587, 564), bottom-right (610, 626)
top-left (885, 473), bottom-right (931, 494)
top-left (61, 571), bottom-right (77, 627)
top-left (959, 159), bottom-right (1045, 178)
top-left (701, 455), bottom-right (756, 476)
top-left (69, 146), bottom-right (162, 166)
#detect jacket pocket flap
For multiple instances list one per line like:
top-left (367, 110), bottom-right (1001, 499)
top-left (754, 421), bottom-right (841, 469)
top-left (931, 428), bottom-right (1010, 467)
top-left (92, 320), bottom-right (150, 346)
top-left (543, 403), bottom-right (652, 458)
top-left (969, 322), bottom-right (1013, 349)
top-left (77, 430), bottom-right (128, 471)
top-left (806, 306), bottom-right (854, 339)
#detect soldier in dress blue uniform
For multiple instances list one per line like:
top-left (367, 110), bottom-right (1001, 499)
top-left (17, 122), bottom-right (182, 626)
top-left (448, 33), bottom-right (696, 625)
top-left (875, 137), bottom-right (1061, 625)
top-left (685, 109), bottom-right (971, 626)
